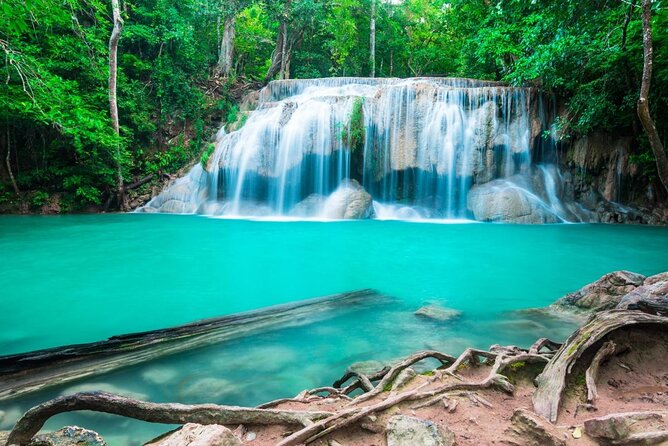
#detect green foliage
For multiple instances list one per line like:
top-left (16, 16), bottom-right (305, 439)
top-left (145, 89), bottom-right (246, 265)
top-left (343, 97), bottom-right (365, 152)
top-left (31, 191), bottom-right (50, 207)
top-left (200, 143), bottom-right (216, 167)
top-left (1, 0), bottom-right (667, 210)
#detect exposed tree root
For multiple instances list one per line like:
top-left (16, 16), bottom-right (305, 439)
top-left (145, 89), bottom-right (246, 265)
top-left (349, 351), bottom-right (456, 405)
top-left (533, 310), bottom-right (668, 423)
top-left (7, 391), bottom-right (333, 446)
top-left (586, 340), bottom-right (616, 405)
top-left (332, 366), bottom-right (390, 396)
top-left (15, 310), bottom-right (666, 446)
top-left (277, 347), bottom-right (552, 446)
top-left (530, 338), bottom-right (563, 355)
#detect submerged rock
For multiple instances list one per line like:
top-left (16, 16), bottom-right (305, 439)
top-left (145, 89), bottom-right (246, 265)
top-left (414, 305), bottom-right (462, 322)
top-left (30, 426), bottom-right (107, 446)
top-left (60, 383), bottom-right (147, 401)
top-left (553, 270), bottom-right (646, 311)
top-left (178, 377), bottom-right (239, 403)
top-left (146, 423), bottom-right (241, 446)
top-left (141, 366), bottom-right (180, 386)
top-left (347, 360), bottom-right (387, 376)
top-left (467, 179), bottom-right (560, 224)
top-left (386, 415), bottom-right (456, 446)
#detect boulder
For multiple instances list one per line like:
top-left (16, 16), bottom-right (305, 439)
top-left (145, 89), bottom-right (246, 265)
top-left (145, 423), bottom-right (241, 446)
top-left (553, 270), bottom-right (646, 311)
top-left (321, 180), bottom-right (375, 219)
top-left (289, 194), bottom-right (325, 217)
top-left (138, 164), bottom-right (208, 214)
top-left (29, 426), bottom-right (106, 446)
top-left (467, 179), bottom-right (560, 224)
top-left (414, 305), bottom-right (462, 322)
top-left (617, 276), bottom-right (668, 311)
top-left (510, 409), bottom-right (567, 446)
top-left (386, 415), bottom-right (456, 446)
top-left (583, 411), bottom-right (668, 444)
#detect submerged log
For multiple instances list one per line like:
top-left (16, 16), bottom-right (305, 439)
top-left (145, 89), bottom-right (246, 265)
top-left (0, 289), bottom-right (382, 401)
top-left (532, 310), bottom-right (668, 423)
top-left (7, 391), bottom-right (333, 446)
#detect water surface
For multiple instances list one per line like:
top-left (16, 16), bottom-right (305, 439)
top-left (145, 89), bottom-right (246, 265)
top-left (1, 215), bottom-right (667, 444)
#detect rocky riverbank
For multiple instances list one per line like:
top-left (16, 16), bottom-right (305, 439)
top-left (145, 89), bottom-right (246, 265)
top-left (1, 271), bottom-right (667, 446)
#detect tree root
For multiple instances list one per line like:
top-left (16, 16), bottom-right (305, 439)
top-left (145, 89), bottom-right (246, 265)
top-left (533, 310), bottom-right (668, 423)
top-left (586, 340), bottom-right (616, 405)
top-left (277, 347), bottom-right (551, 446)
top-left (5, 326), bottom-right (583, 446)
top-left (332, 366), bottom-right (390, 396)
top-left (7, 391), bottom-right (334, 446)
top-left (349, 350), bottom-right (456, 405)
top-left (529, 338), bottom-right (563, 355)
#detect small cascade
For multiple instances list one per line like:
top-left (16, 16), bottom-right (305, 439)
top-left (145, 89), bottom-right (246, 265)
top-left (139, 77), bottom-right (577, 223)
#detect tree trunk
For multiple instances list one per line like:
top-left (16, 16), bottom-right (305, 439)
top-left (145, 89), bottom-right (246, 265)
top-left (109, 0), bottom-right (126, 210)
top-left (638, 0), bottom-right (668, 194)
top-left (369, 0), bottom-right (376, 78)
top-left (217, 14), bottom-right (235, 77)
top-left (264, 20), bottom-right (285, 83)
top-left (279, 0), bottom-right (291, 80)
top-left (5, 125), bottom-right (20, 195)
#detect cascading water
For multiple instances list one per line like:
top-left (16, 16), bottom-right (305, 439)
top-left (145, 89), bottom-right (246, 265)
top-left (140, 77), bottom-right (578, 223)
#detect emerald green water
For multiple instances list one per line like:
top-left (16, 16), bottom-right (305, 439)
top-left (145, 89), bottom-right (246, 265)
top-left (1, 214), bottom-right (668, 444)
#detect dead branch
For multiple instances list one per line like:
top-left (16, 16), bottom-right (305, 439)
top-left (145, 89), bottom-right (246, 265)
top-left (586, 340), bottom-right (616, 405)
top-left (7, 391), bottom-right (333, 446)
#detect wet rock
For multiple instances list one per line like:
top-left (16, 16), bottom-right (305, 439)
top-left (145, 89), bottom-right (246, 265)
top-left (321, 180), bottom-right (375, 219)
top-left (137, 165), bottom-right (208, 214)
top-left (289, 194), bottom-right (325, 217)
top-left (467, 179), bottom-right (560, 224)
top-left (30, 426), bottom-right (107, 446)
top-left (510, 409), bottom-right (567, 446)
top-left (145, 423), bottom-right (241, 446)
top-left (414, 305), bottom-right (462, 322)
top-left (386, 415), bottom-right (456, 446)
top-left (553, 270), bottom-right (646, 311)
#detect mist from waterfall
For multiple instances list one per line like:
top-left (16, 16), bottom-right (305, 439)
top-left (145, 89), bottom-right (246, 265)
top-left (140, 77), bottom-right (576, 222)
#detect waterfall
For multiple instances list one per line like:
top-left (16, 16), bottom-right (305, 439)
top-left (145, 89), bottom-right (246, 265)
top-left (140, 77), bottom-right (575, 223)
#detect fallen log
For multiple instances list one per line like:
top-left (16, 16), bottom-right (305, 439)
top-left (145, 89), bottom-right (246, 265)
top-left (6, 391), bottom-right (333, 446)
top-left (532, 310), bottom-right (668, 423)
top-left (0, 289), bottom-right (383, 401)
